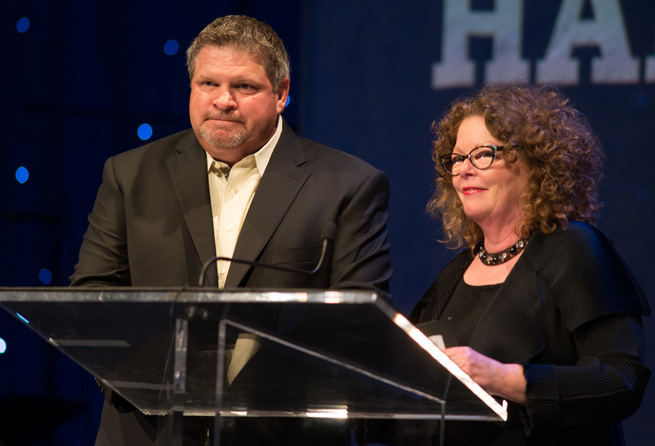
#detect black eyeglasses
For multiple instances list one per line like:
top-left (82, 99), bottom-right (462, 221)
top-left (439, 144), bottom-right (504, 176)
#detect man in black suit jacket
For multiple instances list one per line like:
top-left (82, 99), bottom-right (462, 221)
top-left (70, 15), bottom-right (392, 445)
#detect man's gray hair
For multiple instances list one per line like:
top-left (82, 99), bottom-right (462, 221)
top-left (186, 15), bottom-right (290, 88)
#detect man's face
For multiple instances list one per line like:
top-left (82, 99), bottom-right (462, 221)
top-left (189, 45), bottom-right (289, 165)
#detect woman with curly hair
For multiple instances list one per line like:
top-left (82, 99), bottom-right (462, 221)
top-left (405, 83), bottom-right (650, 445)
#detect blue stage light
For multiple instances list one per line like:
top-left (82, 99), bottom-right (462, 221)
top-left (138, 123), bottom-right (153, 140)
top-left (16, 17), bottom-right (30, 33)
top-left (15, 166), bottom-right (29, 183)
top-left (0, 338), bottom-right (6, 354)
top-left (286, 95), bottom-right (291, 107)
top-left (39, 268), bottom-right (53, 285)
top-left (164, 39), bottom-right (179, 56)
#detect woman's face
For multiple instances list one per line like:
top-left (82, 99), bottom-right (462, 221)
top-left (452, 115), bottom-right (530, 232)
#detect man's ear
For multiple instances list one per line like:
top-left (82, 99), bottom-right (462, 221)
top-left (276, 77), bottom-right (291, 112)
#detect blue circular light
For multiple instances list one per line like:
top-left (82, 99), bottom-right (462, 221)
top-left (15, 166), bottom-right (29, 183)
top-left (0, 338), bottom-right (6, 354)
top-left (39, 268), bottom-right (53, 285)
top-left (138, 123), bottom-right (153, 140)
top-left (163, 40), bottom-right (179, 56)
top-left (16, 17), bottom-right (30, 33)
top-left (285, 95), bottom-right (291, 107)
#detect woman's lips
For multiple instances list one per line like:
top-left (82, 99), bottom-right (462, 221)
top-left (462, 187), bottom-right (485, 195)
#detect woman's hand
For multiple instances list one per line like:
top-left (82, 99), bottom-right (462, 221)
top-left (444, 346), bottom-right (527, 405)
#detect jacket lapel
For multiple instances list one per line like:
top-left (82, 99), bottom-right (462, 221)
top-left (165, 131), bottom-right (218, 287)
top-left (411, 253), bottom-right (470, 324)
top-left (224, 123), bottom-right (309, 288)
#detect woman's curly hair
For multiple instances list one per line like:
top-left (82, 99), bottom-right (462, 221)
top-left (427, 83), bottom-right (604, 251)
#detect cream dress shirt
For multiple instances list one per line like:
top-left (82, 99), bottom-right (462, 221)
top-left (206, 119), bottom-right (283, 288)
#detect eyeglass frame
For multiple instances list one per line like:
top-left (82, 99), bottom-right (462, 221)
top-left (439, 144), bottom-right (505, 176)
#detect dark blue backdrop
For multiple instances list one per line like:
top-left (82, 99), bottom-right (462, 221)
top-left (1, 1), bottom-right (653, 444)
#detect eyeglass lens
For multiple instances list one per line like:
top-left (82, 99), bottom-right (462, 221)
top-left (441, 146), bottom-right (497, 174)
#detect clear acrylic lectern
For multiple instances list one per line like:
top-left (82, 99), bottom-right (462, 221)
top-left (0, 288), bottom-right (507, 444)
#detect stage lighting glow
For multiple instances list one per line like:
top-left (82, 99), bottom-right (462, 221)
top-left (0, 338), bottom-right (6, 354)
top-left (15, 166), bottom-right (29, 183)
top-left (16, 313), bottom-right (29, 324)
top-left (164, 39), bottom-right (179, 56)
top-left (39, 268), bottom-right (53, 285)
top-left (285, 95), bottom-right (290, 107)
top-left (16, 17), bottom-right (30, 33)
top-left (138, 123), bottom-right (153, 140)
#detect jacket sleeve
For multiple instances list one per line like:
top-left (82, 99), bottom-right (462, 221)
top-left (328, 168), bottom-right (393, 301)
top-left (521, 223), bottom-right (651, 432)
top-left (69, 156), bottom-right (131, 287)
top-left (522, 314), bottom-right (650, 431)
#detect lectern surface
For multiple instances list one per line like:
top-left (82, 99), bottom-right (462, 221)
top-left (0, 288), bottom-right (506, 422)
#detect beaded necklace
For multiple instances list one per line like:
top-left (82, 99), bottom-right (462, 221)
top-left (476, 239), bottom-right (528, 266)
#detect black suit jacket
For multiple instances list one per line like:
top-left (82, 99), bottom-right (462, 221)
top-left (71, 121), bottom-right (392, 295)
top-left (70, 121), bottom-right (393, 445)
top-left (408, 222), bottom-right (650, 445)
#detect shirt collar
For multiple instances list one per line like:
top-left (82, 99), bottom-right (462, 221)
top-left (206, 117), bottom-right (283, 176)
